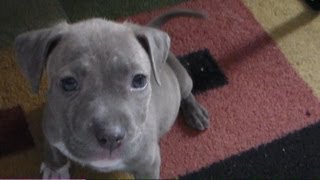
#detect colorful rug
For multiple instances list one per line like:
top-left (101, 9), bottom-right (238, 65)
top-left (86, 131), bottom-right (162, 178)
top-left (1, 0), bottom-right (320, 179)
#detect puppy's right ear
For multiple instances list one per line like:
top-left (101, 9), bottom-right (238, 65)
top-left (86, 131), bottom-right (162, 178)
top-left (14, 23), bottom-right (66, 93)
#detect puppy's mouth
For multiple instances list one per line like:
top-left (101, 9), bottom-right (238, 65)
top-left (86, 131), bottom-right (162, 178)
top-left (54, 141), bottom-right (122, 165)
top-left (93, 148), bottom-right (122, 160)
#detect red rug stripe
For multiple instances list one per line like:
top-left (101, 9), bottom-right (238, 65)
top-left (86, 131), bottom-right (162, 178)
top-left (124, 0), bottom-right (320, 178)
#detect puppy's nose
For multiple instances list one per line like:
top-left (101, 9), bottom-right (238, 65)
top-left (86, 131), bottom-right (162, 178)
top-left (94, 125), bottom-right (125, 151)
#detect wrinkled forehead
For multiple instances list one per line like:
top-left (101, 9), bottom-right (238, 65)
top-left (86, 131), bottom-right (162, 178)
top-left (48, 19), bottom-right (150, 76)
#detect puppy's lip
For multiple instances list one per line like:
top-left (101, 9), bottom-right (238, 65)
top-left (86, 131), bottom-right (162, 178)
top-left (89, 158), bottom-right (124, 168)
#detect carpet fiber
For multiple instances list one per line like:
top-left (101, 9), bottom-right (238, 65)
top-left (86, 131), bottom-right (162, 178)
top-left (1, 0), bottom-right (320, 179)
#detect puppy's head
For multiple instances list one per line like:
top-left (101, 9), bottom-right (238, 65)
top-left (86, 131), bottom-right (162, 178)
top-left (14, 18), bottom-right (170, 167)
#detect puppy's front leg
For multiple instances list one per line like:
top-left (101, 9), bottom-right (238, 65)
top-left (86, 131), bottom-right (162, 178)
top-left (40, 141), bottom-right (70, 179)
top-left (132, 144), bottom-right (161, 179)
top-left (181, 94), bottom-right (209, 131)
top-left (167, 52), bottom-right (209, 131)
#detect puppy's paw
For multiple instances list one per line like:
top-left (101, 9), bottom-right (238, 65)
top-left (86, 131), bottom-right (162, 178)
top-left (181, 94), bottom-right (209, 131)
top-left (40, 161), bottom-right (70, 179)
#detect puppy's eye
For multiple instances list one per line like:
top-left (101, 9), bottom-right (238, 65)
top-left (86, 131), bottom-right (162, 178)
top-left (60, 77), bottom-right (79, 92)
top-left (131, 74), bottom-right (147, 89)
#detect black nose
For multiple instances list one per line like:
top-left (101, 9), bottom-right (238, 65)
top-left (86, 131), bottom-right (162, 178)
top-left (94, 125), bottom-right (125, 151)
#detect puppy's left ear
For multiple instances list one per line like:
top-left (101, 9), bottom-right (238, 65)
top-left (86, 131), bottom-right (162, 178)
top-left (14, 22), bottom-right (66, 93)
top-left (133, 26), bottom-right (171, 86)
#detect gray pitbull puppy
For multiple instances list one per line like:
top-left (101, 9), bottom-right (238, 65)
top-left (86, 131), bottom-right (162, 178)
top-left (14, 9), bottom-right (209, 179)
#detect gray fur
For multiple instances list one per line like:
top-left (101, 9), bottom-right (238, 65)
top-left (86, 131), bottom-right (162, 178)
top-left (14, 9), bottom-right (209, 179)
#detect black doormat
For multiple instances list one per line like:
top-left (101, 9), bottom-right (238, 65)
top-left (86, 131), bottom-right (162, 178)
top-left (178, 49), bottom-right (228, 94)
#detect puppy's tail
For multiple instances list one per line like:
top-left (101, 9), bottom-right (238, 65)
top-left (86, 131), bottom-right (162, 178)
top-left (147, 9), bottom-right (208, 29)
